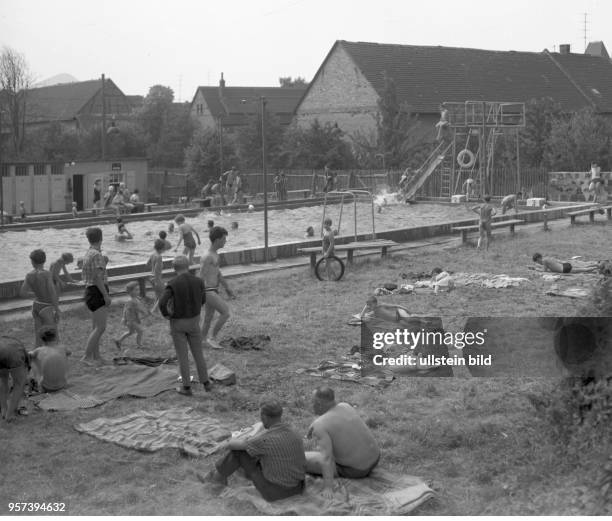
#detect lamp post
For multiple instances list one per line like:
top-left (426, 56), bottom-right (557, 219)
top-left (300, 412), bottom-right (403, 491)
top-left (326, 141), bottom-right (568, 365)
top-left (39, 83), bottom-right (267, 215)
top-left (0, 109), bottom-right (4, 229)
top-left (101, 74), bottom-right (107, 160)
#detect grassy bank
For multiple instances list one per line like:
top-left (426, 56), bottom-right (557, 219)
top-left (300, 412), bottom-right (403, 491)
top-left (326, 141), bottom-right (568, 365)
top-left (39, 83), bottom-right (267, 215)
top-left (1, 224), bottom-right (611, 515)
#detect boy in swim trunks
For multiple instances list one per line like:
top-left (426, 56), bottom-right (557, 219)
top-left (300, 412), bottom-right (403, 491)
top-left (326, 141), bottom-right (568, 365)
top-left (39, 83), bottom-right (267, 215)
top-left (174, 214), bottom-right (201, 265)
top-left (114, 281), bottom-right (151, 350)
top-left (19, 249), bottom-right (60, 346)
top-left (0, 336), bottom-right (29, 422)
top-left (532, 253), bottom-right (599, 274)
top-left (82, 227), bottom-right (111, 364)
top-left (29, 327), bottom-right (67, 393)
top-left (49, 252), bottom-right (78, 293)
top-left (147, 238), bottom-right (166, 312)
top-left (199, 226), bottom-right (235, 349)
top-left (471, 195), bottom-right (496, 251)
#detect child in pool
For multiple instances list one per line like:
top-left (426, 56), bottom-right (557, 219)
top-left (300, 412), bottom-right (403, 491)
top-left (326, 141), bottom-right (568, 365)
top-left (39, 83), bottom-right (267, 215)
top-left (158, 230), bottom-right (172, 251)
top-left (115, 218), bottom-right (133, 241)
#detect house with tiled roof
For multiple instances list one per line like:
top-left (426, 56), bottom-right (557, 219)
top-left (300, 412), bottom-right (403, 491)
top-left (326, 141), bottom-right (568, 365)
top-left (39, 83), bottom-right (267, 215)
top-left (190, 74), bottom-right (306, 134)
top-left (295, 40), bottom-right (612, 137)
top-left (24, 78), bottom-right (133, 131)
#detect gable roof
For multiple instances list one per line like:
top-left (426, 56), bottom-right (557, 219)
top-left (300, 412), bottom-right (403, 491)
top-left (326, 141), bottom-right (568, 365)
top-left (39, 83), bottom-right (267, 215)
top-left (25, 79), bottom-right (131, 124)
top-left (194, 85), bottom-right (307, 126)
top-left (305, 40), bottom-right (612, 114)
top-left (585, 41), bottom-right (610, 59)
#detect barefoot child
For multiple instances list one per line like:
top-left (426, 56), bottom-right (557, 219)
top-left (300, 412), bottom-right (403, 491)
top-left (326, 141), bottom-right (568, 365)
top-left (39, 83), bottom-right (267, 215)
top-left (199, 226), bottom-right (235, 349)
top-left (29, 327), bottom-right (67, 393)
top-left (49, 252), bottom-right (78, 293)
top-left (321, 218), bottom-right (337, 279)
top-left (471, 195), bottom-right (496, 250)
top-left (114, 281), bottom-right (151, 350)
top-left (174, 214), bottom-right (201, 265)
top-left (147, 239), bottom-right (166, 311)
top-left (19, 249), bottom-right (60, 345)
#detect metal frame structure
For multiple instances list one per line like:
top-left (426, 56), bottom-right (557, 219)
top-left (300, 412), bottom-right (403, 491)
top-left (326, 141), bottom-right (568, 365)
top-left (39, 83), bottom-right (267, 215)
top-left (321, 190), bottom-right (376, 242)
top-left (442, 101), bottom-right (526, 198)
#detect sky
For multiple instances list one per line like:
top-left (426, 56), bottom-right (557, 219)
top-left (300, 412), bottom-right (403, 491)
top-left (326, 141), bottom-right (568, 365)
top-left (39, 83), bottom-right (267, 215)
top-left (0, 0), bottom-right (609, 101)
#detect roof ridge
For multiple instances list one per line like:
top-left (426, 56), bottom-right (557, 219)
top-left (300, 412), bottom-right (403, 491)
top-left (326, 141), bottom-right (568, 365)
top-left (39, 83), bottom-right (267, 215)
top-left (339, 40), bottom-right (544, 56)
top-left (543, 49), bottom-right (598, 110)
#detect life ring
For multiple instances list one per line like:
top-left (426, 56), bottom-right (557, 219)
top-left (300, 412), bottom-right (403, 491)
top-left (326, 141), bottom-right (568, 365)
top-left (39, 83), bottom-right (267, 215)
top-left (457, 149), bottom-right (476, 169)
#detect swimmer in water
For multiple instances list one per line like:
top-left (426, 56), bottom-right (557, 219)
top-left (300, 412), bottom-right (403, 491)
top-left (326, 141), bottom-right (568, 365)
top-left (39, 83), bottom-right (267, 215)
top-left (115, 218), bottom-right (133, 241)
top-left (231, 221), bottom-right (238, 230)
top-left (305, 226), bottom-right (315, 238)
top-left (168, 222), bottom-right (175, 233)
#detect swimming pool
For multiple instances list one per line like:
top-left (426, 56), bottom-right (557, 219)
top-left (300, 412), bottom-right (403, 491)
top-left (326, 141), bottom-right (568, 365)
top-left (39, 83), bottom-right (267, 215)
top-left (1, 201), bottom-right (478, 282)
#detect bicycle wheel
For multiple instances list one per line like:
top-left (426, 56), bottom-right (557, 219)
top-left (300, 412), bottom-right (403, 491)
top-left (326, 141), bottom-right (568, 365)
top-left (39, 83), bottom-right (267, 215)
top-left (315, 255), bottom-right (345, 281)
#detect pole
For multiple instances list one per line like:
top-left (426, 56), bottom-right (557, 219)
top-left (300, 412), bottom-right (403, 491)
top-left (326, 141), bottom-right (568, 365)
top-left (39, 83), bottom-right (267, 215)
top-left (101, 74), bottom-right (106, 160)
top-left (219, 118), bottom-right (224, 177)
top-left (516, 127), bottom-right (521, 193)
top-left (0, 110), bottom-right (3, 229)
top-left (261, 97), bottom-right (268, 262)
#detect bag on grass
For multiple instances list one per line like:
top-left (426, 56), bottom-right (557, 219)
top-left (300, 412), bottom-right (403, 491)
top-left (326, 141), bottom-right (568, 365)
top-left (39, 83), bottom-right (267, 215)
top-left (209, 363), bottom-right (236, 386)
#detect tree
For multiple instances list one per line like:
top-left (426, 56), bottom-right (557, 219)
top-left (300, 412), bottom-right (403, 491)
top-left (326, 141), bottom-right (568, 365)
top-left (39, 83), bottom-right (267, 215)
top-left (520, 97), bottom-right (563, 168)
top-left (279, 76), bottom-right (307, 88)
top-left (544, 107), bottom-right (612, 171)
top-left (350, 72), bottom-right (425, 169)
top-left (151, 103), bottom-right (194, 167)
top-left (235, 111), bottom-right (285, 169)
top-left (184, 127), bottom-right (237, 184)
top-left (138, 85), bottom-right (174, 147)
top-left (0, 46), bottom-right (33, 157)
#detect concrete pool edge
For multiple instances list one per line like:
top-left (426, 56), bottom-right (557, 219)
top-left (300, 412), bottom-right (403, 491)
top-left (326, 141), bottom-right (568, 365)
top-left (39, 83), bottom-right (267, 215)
top-left (0, 204), bottom-right (585, 300)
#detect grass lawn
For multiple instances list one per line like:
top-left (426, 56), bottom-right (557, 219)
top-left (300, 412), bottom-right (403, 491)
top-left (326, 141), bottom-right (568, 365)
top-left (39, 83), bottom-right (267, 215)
top-left (0, 223), bottom-right (611, 515)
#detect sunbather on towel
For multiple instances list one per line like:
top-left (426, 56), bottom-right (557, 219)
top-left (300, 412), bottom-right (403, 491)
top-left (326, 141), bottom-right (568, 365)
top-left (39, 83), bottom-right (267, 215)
top-left (532, 253), bottom-right (599, 274)
top-left (361, 296), bottom-right (411, 323)
top-left (202, 398), bottom-right (306, 502)
top-left (305, 387), bottom-right (380, 499)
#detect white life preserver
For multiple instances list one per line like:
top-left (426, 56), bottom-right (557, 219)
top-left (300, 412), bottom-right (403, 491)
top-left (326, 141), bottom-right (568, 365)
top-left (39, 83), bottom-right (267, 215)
top-left (457, 149), bottom-right (476, 169)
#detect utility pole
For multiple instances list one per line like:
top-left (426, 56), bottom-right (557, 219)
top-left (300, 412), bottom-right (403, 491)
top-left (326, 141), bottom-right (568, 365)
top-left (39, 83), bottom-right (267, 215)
top-left (0, 109), bottom-right (4, 229)
top-left (261, 96), bottom-right (268, 262)
top-left (101, 74), bottom-right (107, 160)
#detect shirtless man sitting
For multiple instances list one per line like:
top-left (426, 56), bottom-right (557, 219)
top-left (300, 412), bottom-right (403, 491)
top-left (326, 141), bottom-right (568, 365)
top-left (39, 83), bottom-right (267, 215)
top-left (28, 327), bottom-right (68, 393)
top-left (305, 387), bottom-right (380, 498)
top-left (199, 226), bottom-right (235, 349)
top-left (532, 252), bottom-right (600, 274)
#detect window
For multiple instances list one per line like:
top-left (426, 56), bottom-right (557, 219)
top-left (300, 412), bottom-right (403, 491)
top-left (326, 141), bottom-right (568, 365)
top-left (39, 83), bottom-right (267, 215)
top-left (15, 165), bottom-right (28, 176)
top-left (51, 164), bottom-right (64, 175)
top-left (34, 164), bottom-right (46, 176)
top-left (196, 103), bottom-right (204, 115)
top-left (1, 165), bottom-right (8, 177)
top-left (109, 173), bottom-right (124, 184)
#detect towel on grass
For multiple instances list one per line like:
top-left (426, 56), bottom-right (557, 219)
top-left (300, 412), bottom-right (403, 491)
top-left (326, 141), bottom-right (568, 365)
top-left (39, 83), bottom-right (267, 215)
top-left (218, 468), bottom-right (434, 515)
top-left (452, 273), bottom-right (529, 288)
top-left (546, 287), bottom-right (590, 299)
top-left (296, 360), bottom-right (394, 388)
top-left (74, 407), bottom-right (231, 456)
top-left (112, 355), bottom-right (177, 367)
top-left (220, 335), bottom-right (270, 350)
top-left (33, 365), bottom-right (177, 411)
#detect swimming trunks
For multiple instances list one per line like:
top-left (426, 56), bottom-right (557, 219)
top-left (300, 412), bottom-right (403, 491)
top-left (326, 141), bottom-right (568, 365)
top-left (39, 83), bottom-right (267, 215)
top-left (562, 262), bottom-right (572, 274)
top-left (183, 232), bottom-right (196, 250)
top-left (336, 453), bottom-right (380, 479)
top-left (205, 287), bottom-right (219, 294)
top-left (84, 285), bottom-right (109, 312)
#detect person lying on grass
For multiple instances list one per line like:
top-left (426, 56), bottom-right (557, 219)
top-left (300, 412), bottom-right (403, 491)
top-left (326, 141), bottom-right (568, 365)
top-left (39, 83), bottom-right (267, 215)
top-left (202, 398), bottom-right (306, 502)
top-left (360, 296), bottom-right (412, 323)
top-left (305, 387), bottom-right (380, 499)
top-left (532, 253), bottom-right (600, 274)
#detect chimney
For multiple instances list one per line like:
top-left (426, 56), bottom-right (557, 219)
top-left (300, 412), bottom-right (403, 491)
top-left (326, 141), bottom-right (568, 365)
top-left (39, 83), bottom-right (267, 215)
top-left (559, 44), bottom-right (571, 55)
top-left (219, 72), bottom-right (225, 93)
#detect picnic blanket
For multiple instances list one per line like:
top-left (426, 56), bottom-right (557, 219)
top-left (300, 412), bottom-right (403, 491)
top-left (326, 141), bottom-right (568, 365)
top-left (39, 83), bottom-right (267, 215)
top-left (296, 360), bottom-right (394, 388)
top-left (74, 407), bottom-right (231, 456)
top-left (452, 272), bottom-right (530, 288)
top-left (112, 355), bottom-right (177, 367)
top-left (218, 468), bottom-right (434, 515)
top-left (546, 286), bottom-right (590, 299)
top-left (33, 365), bottom-right (177, 411)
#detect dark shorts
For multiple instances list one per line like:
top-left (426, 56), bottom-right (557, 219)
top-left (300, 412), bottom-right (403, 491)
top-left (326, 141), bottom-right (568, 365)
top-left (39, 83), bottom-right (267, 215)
top-left (336, 453), bottom-right (380, 479)
top-left (0, 338), bottom-right (29, 371)
top-left (84, 285), bottom-right (109, 312)
top-left (562, 262), bottom-right (572, 274)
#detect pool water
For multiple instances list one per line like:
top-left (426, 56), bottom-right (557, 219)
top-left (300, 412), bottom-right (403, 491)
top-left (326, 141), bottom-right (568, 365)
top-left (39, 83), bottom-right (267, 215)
top-left (1, 201), bottom-right (478, 282)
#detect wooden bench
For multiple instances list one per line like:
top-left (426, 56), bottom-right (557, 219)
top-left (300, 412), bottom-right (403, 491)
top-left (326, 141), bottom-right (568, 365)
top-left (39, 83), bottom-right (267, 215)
top-left (452, 219), bottom-right (524, 244)
top-left (143, 203), bottom-right (159, 212)
top-left (107, 264), bottom-right (200, 297)
top-left (298, 239), bottom-right (398, 270)
top-left (567, 205), bottom-right (612, 224)
top-left (192, 197), bottom-right (213, 208)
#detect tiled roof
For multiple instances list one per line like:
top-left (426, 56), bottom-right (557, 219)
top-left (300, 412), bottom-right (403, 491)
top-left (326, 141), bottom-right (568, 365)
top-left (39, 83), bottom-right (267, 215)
top-left (550, 52), bottom-right (612, 112)
top-left (336, 41), bottom-right (610, 113)
top-left (25, 79), bottom-right (130, 123)
top-left (195, 86), bottom-right (306, 126)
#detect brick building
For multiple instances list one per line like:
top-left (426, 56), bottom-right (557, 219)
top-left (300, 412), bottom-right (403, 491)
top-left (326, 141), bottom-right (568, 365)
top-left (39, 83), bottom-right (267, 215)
top-left (295, 40), bottom-right (612, 139)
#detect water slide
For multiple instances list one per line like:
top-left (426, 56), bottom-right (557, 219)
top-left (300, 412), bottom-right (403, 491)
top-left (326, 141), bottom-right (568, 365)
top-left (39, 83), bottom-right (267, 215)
top-left (402, 143), bottom-right (452, 201)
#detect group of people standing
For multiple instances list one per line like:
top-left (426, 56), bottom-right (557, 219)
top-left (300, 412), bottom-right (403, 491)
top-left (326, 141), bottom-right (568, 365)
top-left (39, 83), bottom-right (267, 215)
top-left (200, 166), bottom-right (245, 207)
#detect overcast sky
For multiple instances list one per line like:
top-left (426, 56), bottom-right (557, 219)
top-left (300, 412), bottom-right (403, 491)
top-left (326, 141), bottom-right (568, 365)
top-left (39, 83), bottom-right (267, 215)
top-left (0, 0), bottom-right (609, 101)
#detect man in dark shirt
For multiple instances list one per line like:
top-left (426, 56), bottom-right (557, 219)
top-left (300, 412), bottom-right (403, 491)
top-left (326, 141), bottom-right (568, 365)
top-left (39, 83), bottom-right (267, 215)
top-left (159, 255), bottom-right (212, 395)
top-left (203, 399), bottom-right (306, 502)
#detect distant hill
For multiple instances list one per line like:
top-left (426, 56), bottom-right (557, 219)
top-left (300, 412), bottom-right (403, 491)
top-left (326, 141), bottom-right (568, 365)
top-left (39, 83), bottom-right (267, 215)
top-left (33, 73), bottom-right (78, 88)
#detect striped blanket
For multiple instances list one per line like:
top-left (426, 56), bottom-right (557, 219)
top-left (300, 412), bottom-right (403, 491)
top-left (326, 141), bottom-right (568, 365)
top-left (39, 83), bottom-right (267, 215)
top-left (74, 408), bottom-right (231, 456)
top-left (218, 468), bottom-right (434, 515)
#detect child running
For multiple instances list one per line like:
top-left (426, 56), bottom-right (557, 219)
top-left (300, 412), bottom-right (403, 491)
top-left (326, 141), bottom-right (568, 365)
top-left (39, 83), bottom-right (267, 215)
top-left (199, 226), bottom-right (235, 349)
top-left (471, 195), bottom-right (496, 250)
top-left (147, 238), bottom-right (166, 312)
top-left (19, 249), bottom-right (60, 345)
top-left (114, 281), bottom-right (151, 351)
top-left (174, 214), bottom-right (201, 264)
top-left (49, 253), bottom-right (78, 293)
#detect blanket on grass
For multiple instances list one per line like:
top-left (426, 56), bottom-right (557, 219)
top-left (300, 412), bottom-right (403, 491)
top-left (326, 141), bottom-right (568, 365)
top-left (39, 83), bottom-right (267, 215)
top-left (33, 365), bottom-right (177, 411)
top-left (296, 360), bottom-right (394, 388)
top-left (218, 468), bottom-right (434, 515)
top-left (74, 407), bottom-right (231, 456)
top-left (220, 335), bottom-right (270, 350)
